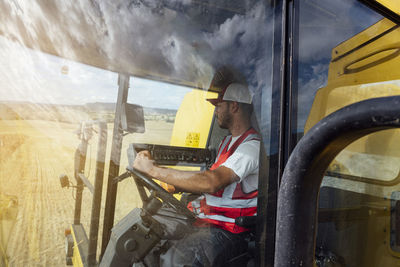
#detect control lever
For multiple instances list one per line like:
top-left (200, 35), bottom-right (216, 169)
top-left (127, 143), bottom-right (137, 167)
top-left (113, 171), bottom-right (131, 184)
top-left (113, 144), bottom-right (137, 184)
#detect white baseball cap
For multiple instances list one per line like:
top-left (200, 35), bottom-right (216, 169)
top-left (207, 83), bottom-right (253, 106)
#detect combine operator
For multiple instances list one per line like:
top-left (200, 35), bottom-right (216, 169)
top-left (133, 66), bottom-right (260, 267)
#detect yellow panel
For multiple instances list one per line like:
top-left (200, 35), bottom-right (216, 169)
top-left (307, 82), bottom-right (400, 128)
top-left (306, 82), bottom-right (400, 153)
top-left (159, 89), bottom-right (216, 197)
top-left (70, 226), bottom-right (84, 267)
top-left (331, 19), bottom-right (396, 60)
top-left (376, 0), bottom-right (400, 15)
top-left (170, 89), bottom-right (216, 148)
top-left (327, 19), bottom-right (400, 89)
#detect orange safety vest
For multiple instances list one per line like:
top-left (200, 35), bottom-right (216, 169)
top-left (188, 128), bottom-right (260, 233)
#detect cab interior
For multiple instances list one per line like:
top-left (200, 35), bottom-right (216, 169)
top-left (0, 0), bottom-right (400, 266)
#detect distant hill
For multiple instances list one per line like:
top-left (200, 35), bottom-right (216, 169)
top-left (0, 101), bottom-right (177, 123)
top-left (0, 101), bottom-right (89, 122)
top-left (85, 102), bottom-right (115, 111)
top-left (142, 107), bottom-right (177, 116)
top-left (85, 102), bottom-right (177, 115)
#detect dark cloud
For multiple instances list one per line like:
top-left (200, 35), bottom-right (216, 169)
top-left (0, 1), bottom-right (272, 89)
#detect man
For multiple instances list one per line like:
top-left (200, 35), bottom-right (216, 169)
top-left (133, 66), bottom-right (260, 266)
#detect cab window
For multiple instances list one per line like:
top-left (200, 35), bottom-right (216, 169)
top-left (295, 0), bottom-right (400, 265)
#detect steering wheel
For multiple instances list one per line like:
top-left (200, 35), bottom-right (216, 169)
top-left (126, 167), bottom-right (196, 221)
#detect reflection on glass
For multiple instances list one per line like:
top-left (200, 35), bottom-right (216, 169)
top-left (296, 1), bottom-right (400, 266)
top-left (298, 1), bottom-right (400, 183)
top-left (0, 1), bottom-right (273, 266)
top-left (331, 142), bottom-right (400, 181)
top-left (297, 0), bottom-right (382, 131)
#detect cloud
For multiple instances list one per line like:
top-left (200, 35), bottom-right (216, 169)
top-left (297, 70), bottom-right (329, 130)
top-left (128, 76), bottom-right (191, 109)
top-left (1, 1), bottom-right (275, 86)
top-left (299, 0), bottom-right (382, 62)
top-left (0, 0), bottom-right (274, 108)
top-left (295, 0), bottom-right (383, 132)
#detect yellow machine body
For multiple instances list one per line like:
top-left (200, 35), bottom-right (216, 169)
top-left (304, 17), bottom-right (400, 266)
top-left (376, 0), bottom-right (400, 15)
top-left (305, 18), bottom-right (400, 176)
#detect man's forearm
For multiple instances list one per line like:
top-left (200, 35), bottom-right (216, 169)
top-left (132, 150), bottom-right (237, 193)
top-left (148, 166), bottom-right (221, 194)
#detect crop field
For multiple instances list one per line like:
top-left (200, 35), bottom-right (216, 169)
top-left (0, 119), bottom-right (173, 267)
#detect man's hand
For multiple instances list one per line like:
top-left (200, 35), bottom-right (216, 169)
top-left (133, 150), bottom-right (156, 175)
top-left (160, 182), bottom-right (176, 193)
top-left (133, 150), bottom-right (177, 193)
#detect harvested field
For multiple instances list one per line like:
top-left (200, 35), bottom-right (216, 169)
top-left (0, 119), bottom-right (173, 266)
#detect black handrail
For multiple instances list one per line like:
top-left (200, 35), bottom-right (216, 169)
top-left (274, 96), bottom-right (400, 267)
top-left (88, 121), bottom-right (108, 266)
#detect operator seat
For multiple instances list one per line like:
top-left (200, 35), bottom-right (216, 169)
top-left (206, 111), bottom-right (260, 267)
top-left (228, 216), bottom-right (257, 267)
top-left (226, 111), bottom-right (259, 266)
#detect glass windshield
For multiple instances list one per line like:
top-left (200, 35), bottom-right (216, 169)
top-left (127, 76), bottom-right (193, 145)
top-left (0, 1), bottom-right (272, 266)
top-left (0, 35), bottom-right (119, 266)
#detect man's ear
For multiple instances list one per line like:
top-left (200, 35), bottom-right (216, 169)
top-left (230, 101), bottom-right (240, 113)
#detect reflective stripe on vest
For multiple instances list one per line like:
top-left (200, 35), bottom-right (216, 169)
top-left (190, 127), bottom-right (260, 233)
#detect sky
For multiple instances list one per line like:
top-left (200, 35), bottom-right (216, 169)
top-left (0, 35), bottom-right (191, 109)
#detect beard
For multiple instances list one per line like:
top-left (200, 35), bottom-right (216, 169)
top-left (217, 111), bottom-right (232, 129)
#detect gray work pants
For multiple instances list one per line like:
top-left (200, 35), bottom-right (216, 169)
top-left (136, 226), bottom-right (249, 267)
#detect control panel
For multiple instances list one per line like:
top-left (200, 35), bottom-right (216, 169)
top-left (127, 143), bottom-right (215, 168)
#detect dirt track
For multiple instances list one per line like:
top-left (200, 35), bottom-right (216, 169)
top-left (0, 120), bottom-right (172, 266)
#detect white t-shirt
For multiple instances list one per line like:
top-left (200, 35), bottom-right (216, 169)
top-left (221, 137), bottom-right (260, 193)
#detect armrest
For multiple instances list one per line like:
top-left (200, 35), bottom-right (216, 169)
top-left (235, 216), bottom-right (257, 228)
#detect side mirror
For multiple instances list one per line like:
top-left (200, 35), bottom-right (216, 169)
top-left (59, 174), bottom-right (70, 188)
top-left (121, 103), bottom-right (145, 134)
